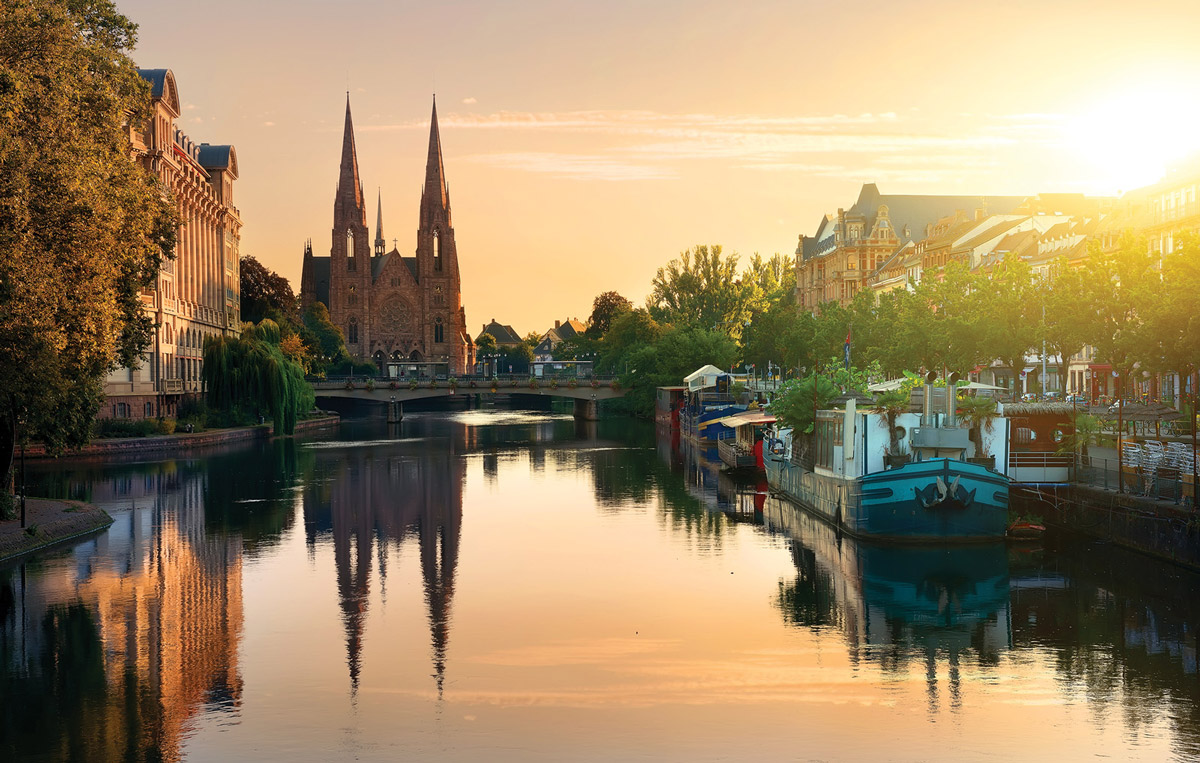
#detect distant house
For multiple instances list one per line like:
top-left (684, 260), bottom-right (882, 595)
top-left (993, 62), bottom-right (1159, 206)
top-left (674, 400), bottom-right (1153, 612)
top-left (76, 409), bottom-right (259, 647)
top-left (476, 319), bottom-right (523, 348)
top-left (534, 318), bottom-right (588, 361)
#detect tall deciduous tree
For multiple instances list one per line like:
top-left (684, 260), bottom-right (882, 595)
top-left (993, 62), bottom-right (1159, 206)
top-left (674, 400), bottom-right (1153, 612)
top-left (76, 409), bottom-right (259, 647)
top-left (647, 245), bottom-right (754, 338)
top-left (586, 291), bottom-right (632, 337)
top-left (240, 255), bottom-right (297, 324)
top-left (0, 0), bottom-right (177, 507)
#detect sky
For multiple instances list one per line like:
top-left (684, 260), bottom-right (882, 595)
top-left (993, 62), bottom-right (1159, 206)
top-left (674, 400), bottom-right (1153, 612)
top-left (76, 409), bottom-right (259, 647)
top-left (116, 0), bottom-right (1200, 335)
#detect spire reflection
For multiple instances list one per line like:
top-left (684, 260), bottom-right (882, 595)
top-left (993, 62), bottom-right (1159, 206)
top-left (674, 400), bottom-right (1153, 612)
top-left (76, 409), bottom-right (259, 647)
top-left (303, 424), bottom-right (464, 699)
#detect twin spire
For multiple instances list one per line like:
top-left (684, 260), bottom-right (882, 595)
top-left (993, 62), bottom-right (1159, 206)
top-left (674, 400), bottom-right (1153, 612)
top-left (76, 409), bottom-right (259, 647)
top-left (337, 93), bottom-right (450, 247)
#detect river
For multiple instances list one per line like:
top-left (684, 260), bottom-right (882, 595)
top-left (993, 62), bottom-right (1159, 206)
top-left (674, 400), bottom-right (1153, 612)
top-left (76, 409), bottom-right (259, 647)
top-left (2, 410), bottom-right (1198, 761)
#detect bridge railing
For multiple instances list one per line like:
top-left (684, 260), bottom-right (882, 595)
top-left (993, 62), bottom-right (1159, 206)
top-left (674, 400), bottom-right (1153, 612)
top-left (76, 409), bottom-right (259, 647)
top-left (310, 374), bottom-right (621, 390)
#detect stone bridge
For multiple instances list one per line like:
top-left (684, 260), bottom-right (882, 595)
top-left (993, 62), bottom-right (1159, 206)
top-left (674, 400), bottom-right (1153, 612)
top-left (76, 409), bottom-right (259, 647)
top-left (311, 375), bottom-right (627, 421)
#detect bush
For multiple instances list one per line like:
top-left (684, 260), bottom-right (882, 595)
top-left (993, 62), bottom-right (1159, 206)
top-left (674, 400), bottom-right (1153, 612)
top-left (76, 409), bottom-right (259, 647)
top-left (94, 418), bottom-right (159, 438)
top-left (177, 395), bottom-right (207, 421)
top-left (156, 418), bottom-right (177, 435)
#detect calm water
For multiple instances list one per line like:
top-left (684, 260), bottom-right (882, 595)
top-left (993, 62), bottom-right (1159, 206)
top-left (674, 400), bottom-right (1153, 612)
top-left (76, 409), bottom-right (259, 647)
top-left (2, 410), bottom-right (1198, 762)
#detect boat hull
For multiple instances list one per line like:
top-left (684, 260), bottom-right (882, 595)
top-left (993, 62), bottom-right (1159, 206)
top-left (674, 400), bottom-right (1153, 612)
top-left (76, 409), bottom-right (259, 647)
top-left (765, 454), bottom-right (1009, 542)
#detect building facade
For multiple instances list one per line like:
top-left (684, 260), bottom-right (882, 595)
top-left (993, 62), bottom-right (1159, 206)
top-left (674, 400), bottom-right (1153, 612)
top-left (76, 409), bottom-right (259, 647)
top-left (103, 68), bottom-right (242, 419)
top-left (301, 98), bottom-right (474, 376)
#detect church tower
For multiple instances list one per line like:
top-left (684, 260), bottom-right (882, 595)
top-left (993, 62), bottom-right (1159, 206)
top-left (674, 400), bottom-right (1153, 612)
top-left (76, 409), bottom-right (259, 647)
top-left (330, 95), bottom-right (370, 353)
top-left (415, 97), bottom-right (472, 372)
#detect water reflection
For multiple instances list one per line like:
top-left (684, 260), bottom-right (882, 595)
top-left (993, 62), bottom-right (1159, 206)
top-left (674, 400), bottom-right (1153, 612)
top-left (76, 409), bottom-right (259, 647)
top-left (763, 499), bottom-right (1011, 715)
top-left (300, 421), bottom-right (464, 698)
top-left (0, 416), bottom-right (1197, 761)
top-left (3, 453), bottom-right (254, 761)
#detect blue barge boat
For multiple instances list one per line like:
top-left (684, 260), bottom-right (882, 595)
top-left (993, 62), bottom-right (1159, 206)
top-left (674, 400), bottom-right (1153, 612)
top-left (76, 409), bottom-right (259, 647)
top-left (764, 393), bottom-right (1013, 543)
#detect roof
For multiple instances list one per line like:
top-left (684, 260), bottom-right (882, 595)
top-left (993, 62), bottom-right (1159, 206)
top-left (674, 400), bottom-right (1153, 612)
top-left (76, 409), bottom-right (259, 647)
top-left (137, 68), bottom-right (180, 116)
top-left (685, 364), bottom-right (727, 391)
top-left (196, 144), bottom-right (238, 179)
top-left (848, 183), bottom-right (1026, 247)
top-left (711, 411), bottom-right (776, 428)
top-left (309, 256), bottom-right (330, 307)
top-left (478, 320), bottom-right (522, 345)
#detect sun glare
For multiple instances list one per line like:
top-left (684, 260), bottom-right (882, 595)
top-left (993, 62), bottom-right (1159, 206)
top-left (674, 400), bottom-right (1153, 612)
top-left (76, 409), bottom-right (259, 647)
top-left (1065, 82), bottom-right (1200, 194)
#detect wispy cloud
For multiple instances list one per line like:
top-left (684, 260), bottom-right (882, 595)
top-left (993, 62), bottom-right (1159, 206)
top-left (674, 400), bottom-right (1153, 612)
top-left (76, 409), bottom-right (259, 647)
top-left (465, 151), bottom-right (674, 181)
top-left (361, 107), bottom-right (1057, 182)
top-left (462, 96), bottom-right (477, 105)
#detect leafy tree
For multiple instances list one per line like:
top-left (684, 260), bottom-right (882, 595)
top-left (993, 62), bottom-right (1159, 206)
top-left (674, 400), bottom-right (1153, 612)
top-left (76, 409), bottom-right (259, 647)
top-left (614, 326), bottom-right (738, 417)
top-left (474, 332), bottom-right (498, 356)
top-left (768, 373), bottom-right (840, 435)
top-left (983, 255), bottom-right (1041, 395)
top-left (1040, 259), bottom-right (1096, 387)
top-left (302, 301), bottom-right (348, 366)
top-left (240, 255), bottom-right (297, 324)
top-left (503, 343), bottom-right (534, 374)
top-left (647, 244), bottom-right (755, 338)
top-left (203, 320), bottom-right (314, 435)
top-left (1084, 234), bottom-right (1157, 394)
top-left (0, 0), bottom-right (176, 509)
top-left (598, 308), bottom-right (662, 374)
top-left (586, 291), bottom-right (632, 336)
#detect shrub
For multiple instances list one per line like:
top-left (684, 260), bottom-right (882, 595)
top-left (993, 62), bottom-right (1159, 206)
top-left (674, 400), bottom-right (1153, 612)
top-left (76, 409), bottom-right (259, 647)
top-left (156, 418), bottom-right (177, 435)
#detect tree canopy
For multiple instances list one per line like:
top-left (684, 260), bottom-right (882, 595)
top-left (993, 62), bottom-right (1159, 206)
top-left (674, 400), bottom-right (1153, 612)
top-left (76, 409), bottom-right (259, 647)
top-left (240, 254), bottom-right (298, 324)
top-left (0, 0), bottom-right (176, 507)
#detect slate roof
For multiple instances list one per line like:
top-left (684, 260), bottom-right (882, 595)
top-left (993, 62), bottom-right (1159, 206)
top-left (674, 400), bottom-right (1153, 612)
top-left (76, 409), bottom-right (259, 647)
top-left (137, 69), bottom-right (170, 98)
top-left (310, 256), bottom-right (331, 307)
top-left (478, 320), bottom-right (522, 346)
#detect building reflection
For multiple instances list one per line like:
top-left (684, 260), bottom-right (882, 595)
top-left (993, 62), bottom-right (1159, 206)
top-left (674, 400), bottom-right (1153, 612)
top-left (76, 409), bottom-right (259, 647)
top-left (764, 497), bottom-right (1012, 715)
top-left (1, 459), bottom-right (244, 762)
top-left (302, 423), bottom-right (465, 697)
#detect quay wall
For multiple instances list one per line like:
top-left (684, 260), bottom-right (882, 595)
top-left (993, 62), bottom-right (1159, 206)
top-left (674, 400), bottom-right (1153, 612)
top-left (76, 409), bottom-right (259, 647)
top-left (24, 415), bottom-right (341, 460)
top-left (1018, 485), bottom-right (1200, 570)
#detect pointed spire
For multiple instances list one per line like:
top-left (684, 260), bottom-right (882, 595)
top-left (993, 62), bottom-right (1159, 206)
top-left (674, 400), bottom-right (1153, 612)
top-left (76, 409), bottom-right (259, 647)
top-left (375, 188), bottom-right (385, 255)
top-left (421, 95), bottom-right (450, 228)
top-left (336, 93), bottom-right (366, 226)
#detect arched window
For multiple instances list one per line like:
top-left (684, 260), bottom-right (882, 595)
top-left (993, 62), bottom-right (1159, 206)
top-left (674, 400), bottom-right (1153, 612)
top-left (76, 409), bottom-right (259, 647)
top-left (434, 317), bottom-right (444, 343)
top-left (432, 230), bottom-right (442, 272)
top-left (348, 294), bottom-right (357, 307)
top-left (348, 317), bottom-right (358, 344)
top-left (347, 230), bottom-right (356, 271)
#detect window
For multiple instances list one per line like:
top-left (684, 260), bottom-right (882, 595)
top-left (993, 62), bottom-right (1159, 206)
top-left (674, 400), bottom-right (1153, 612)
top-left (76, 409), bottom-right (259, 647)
top-left (433, 230), bottom-right (442, 271)
top-left (348, 317), bottom-right (358, 344)
top-left (347, 230), bottom-right (356, 271)
top-left (434, 284), bottom-right (444, 306)
top-left (348, 294), bottom-right (357, 307)
top-left (434, 317), bottom-right (444, 343)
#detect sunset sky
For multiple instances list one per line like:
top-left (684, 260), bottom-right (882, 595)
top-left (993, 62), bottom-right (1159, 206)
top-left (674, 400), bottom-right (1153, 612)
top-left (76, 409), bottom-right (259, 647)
top-left (118, 0), bottom-right (1200, 334)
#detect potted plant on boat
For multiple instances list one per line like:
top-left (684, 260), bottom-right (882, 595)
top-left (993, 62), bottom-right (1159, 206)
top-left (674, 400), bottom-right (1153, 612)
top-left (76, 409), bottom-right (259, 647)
top-left (872, 388), bottom-right (912, 469)
top-left (958, 394), bottom-right (999, 469)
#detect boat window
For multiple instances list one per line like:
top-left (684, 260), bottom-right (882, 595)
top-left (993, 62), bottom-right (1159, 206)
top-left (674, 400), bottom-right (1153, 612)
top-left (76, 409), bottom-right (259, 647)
top-left (1015, 427), bottom-right (1037, 444)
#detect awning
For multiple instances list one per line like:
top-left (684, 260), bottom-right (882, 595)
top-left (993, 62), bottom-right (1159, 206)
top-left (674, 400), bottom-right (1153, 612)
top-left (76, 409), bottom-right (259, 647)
top-left (961, 381), bottom-right (1005, 391)
top-left (710, 411), bottom-right (777, 428)
top-left (684, 364), bottom-right (725, 392)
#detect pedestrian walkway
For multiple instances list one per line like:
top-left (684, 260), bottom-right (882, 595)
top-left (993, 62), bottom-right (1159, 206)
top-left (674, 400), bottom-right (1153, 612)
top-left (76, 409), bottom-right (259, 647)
top-left (0, 499), bottom-right (112, 565)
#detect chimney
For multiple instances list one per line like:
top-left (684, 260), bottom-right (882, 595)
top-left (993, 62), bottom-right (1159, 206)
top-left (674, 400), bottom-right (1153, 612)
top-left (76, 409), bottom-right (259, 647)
top-left (554, 320), bottom-right (560, 329)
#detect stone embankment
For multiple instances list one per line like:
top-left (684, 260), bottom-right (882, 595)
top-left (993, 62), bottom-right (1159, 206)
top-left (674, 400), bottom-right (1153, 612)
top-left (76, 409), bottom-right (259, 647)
top-left (23, 414), bottom-right (340, 460)
top-left (0, 499), bottom-right (113, 565)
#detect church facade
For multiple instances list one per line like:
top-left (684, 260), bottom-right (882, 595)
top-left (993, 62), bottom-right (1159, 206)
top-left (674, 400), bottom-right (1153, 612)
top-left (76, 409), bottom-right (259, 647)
top-left (301, 97), bottom-right (474, 375)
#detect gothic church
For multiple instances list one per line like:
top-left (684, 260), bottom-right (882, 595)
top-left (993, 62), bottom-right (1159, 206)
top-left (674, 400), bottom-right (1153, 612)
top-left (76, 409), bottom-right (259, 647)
top-left (301, 97), bottom-right (474, 375)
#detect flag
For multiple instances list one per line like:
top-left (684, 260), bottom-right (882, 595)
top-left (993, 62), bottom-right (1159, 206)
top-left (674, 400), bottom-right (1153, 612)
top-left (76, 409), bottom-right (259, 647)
top-left (843, 327), bottom-right (852, 370)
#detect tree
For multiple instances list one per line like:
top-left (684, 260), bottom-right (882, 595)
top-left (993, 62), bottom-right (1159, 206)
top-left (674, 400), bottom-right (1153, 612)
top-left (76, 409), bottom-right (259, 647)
top-left (615, 326), bottom-right (738, 417)
top-left (302, 302), bottom-right (348, 366)
top-left (241, 255), bottom-right (297, 324)
top-left (0, 0), bottom-right (177, 510)
top-left (586, 291), bottom-right (632, 337)
top-left (203, 320), bottom-right (314, 435)
top-left (474, 332), bottom-right (498, 356)
top-left (598, 308), bottom-right (662, 374)
top-left (983, 255), bottom-right (1041, 395)
top-left (647, 245), bottom-right (755, 337)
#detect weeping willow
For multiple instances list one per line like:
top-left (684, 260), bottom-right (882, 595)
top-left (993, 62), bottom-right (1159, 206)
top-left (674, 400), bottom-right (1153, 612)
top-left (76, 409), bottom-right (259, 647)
top-left (203, 319), bottom-right (316, 435)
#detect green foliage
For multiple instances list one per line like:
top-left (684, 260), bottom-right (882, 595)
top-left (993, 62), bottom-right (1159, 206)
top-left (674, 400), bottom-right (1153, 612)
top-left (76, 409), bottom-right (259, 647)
top-left (871, 389), bottom-right (911, 454)
top-left (611, 326), bottom-right (738, 417)
top-left (768, 372), bottom-right (840, 434)
top-left (587, 291), bottom-right (632, 336)
top-left (957, 395), bottom-right (999, 455)
top-left (647, 245), bottom-right (758, 338)
top-left (203, 321), bottom-right (315, 435)
top-left (0, 0), bottom-right (177, 496)
top-left (240, 255), bottom-right (298, 324)
top-left (474, 331), bottom-right (498, 355)
top-left (302, 301), bottom-right (349, 370)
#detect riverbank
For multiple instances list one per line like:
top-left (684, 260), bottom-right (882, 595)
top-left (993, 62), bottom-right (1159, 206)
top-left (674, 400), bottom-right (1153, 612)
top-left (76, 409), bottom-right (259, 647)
top-left (23, 413), bottom-right (341, 461)
top-left (0, 498), bottom-right (113, 565)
